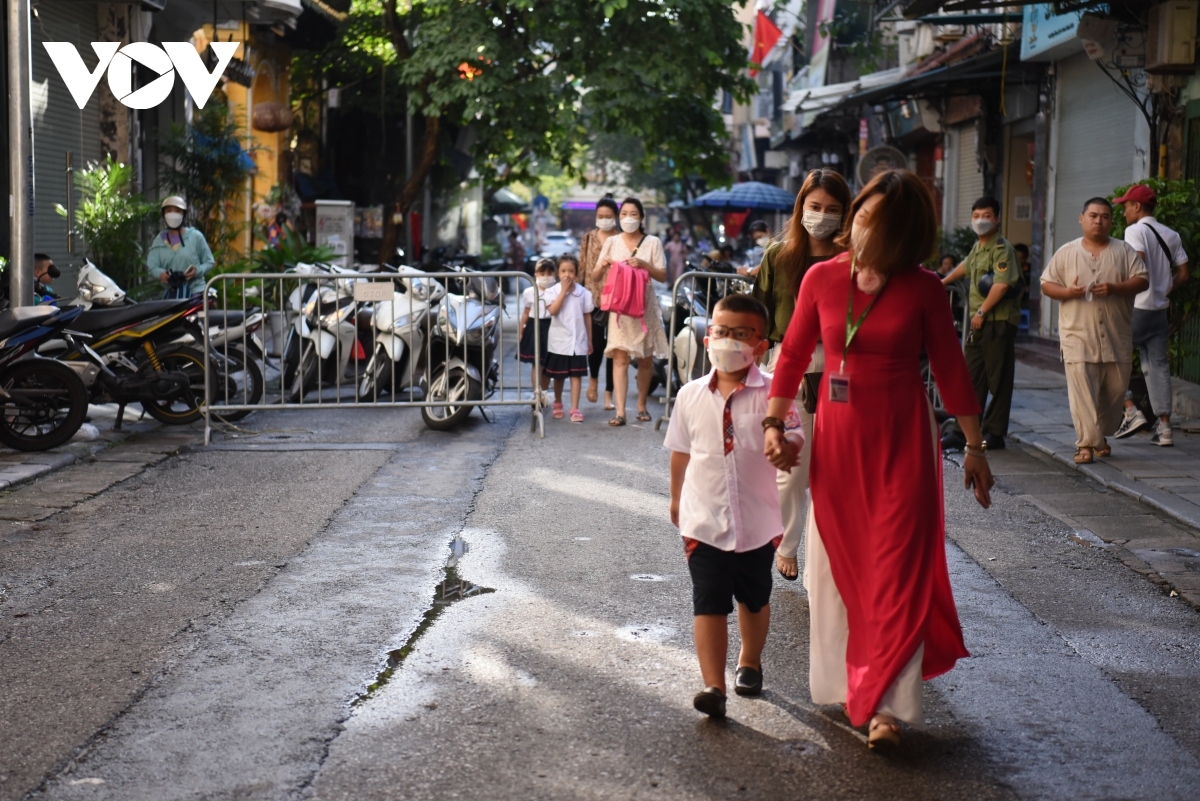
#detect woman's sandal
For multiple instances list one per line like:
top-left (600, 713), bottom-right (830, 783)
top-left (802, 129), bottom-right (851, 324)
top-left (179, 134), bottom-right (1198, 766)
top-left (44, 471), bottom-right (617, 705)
top-left (1095, 442), bottom-right (1112, 458)
top-left (636, 410), bottom-right (652, 422)
top-left (570, 409), bottom-right (584, 423)
top-left (867, 716), bottom-right (901, 752)
top-left (552, 402), bottom-right (564, 419)
top-left (608, 416), bottom-right (626, 427)
top-left (604, 395), bottom-right (616, 411)
top-left (1073, 447), bottom-right (1094, 464)
top-left (776, 554), bottom-right (799, 582)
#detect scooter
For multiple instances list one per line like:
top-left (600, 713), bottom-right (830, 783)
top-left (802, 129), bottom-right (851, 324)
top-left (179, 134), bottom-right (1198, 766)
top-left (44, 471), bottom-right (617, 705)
top-left (421, 276), bottom-right (501, 431)
top-left (0, 306), bottom-right (90, 451)
top-left (356, 265), bottom-right (446, 400)
top-left (280, 263), bottom-right (362, 402)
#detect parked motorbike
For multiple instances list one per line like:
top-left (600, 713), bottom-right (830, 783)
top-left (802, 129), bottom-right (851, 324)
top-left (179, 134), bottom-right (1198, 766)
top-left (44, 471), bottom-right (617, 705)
top-left (356, 265), bottom-right (446, 400)
top-left (0, 306), bottom-right (90, 451)
top-left (280, 263), bottom-right (362, 402)
top-left (52, 295), bottom-right (212, 427)
top-left (655, 264), bottom-right (751, 394)
top-left (421, 274), bottom-right (502, 431)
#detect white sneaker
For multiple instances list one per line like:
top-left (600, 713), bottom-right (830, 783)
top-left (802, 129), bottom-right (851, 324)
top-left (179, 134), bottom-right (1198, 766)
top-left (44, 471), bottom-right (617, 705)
top-left (1114, 406), bottom-right (1150, 439)
top-left (1151, 420), bottom-right (1174, 447)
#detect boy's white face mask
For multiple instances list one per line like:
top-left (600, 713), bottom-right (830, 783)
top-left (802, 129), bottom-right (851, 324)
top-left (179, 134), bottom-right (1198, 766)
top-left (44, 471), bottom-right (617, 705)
top-left (536, 276), bottom-right (556, 289)
top-left (707, 337), bottom-right (757, 373)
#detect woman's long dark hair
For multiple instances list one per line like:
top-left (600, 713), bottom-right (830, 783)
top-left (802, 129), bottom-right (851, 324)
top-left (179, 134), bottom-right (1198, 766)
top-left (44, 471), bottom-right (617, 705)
top-left (775, 170), bottom-right (852, 300)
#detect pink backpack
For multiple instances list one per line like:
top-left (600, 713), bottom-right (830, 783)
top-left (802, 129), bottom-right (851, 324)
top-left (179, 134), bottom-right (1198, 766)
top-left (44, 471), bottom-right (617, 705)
top-left (600, 239), bottom-right (650, 331)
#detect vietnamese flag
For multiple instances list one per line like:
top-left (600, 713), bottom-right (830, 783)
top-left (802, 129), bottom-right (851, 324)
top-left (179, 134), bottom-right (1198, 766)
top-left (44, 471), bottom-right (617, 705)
top-left (750, 10), bottom-right (783, 77)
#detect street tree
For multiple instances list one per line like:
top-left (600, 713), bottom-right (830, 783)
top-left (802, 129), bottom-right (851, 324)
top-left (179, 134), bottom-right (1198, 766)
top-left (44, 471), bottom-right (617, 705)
top-left (296, 0), bottom-right (753, 261)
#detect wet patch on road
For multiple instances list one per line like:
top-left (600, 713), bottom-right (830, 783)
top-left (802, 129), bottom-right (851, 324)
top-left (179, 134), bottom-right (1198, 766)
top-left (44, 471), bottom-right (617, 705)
top-left (356, 535), bottom-right (495, 706)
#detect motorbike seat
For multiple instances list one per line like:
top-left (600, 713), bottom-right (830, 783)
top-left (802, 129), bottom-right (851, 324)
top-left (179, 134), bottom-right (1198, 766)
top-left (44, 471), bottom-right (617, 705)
top-left (0, 306), bottom-right (59, 340)
top-left (72, 299), bottom-right (194, 334)
top-left (200, 310), bottom-right (246, 327)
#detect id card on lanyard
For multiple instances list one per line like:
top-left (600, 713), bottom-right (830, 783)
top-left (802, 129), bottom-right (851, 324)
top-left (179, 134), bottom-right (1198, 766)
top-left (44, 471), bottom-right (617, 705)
top-left (833, 258), bottom-right (886, 404)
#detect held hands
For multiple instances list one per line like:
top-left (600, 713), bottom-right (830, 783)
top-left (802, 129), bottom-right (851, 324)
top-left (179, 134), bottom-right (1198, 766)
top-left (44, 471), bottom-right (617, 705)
top-left (963, 454), bottom-right (995, 508)
top-left (763, 427), bottom-right (800, 472)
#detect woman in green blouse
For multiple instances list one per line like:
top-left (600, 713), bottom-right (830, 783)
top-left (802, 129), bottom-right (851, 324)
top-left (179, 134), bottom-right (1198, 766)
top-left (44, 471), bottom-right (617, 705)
top-left (753, 169), bottom-right (851, 581)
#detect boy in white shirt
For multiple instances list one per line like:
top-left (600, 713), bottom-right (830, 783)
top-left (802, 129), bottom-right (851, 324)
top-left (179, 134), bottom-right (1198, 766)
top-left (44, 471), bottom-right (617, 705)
top-left (665, 294), bottom-right (802, 718)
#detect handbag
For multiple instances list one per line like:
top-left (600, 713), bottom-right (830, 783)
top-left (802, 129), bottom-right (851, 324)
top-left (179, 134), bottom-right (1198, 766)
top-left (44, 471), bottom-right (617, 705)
top-left (591, 307), bottom-right (608, 326)
top-left (600, 235), bottom-right (649, 331)
top-left (799, 371), bottom-right (822, 415)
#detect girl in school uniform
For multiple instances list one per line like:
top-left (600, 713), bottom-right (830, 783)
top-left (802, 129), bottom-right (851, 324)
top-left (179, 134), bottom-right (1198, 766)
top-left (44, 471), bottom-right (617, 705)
top-left (519, 258), bottom-right (556, 404)
top-left (542, 255), bottom-right (594, 422)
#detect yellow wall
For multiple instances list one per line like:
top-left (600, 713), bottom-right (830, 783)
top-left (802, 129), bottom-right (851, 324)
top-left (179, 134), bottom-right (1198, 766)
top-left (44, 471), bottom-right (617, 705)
top-left (195, 23), bottom-right (292, 256)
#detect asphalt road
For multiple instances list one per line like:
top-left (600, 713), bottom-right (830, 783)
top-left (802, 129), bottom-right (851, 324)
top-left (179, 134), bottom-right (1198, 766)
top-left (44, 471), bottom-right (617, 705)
top-left (2, 399), bottom-right (1199, 800)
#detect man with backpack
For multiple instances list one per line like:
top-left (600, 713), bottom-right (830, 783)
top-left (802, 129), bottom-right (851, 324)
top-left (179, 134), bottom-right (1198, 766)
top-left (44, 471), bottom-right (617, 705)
top-left (941, 197), bottom-right (1024, 451)
top-left (1113, 185), bottom-right (1190, 446)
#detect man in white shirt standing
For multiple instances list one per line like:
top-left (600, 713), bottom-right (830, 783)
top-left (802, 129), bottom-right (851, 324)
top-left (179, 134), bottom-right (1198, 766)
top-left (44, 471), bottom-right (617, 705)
top-left (1041, 198), bottom-right (1149, 464)
top-left (1112, 184), bottom-right (1190, 446)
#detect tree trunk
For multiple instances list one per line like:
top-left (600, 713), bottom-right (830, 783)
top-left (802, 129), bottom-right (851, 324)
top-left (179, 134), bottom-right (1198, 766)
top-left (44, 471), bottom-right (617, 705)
top-left (379, 114), bottom-right (440, 266)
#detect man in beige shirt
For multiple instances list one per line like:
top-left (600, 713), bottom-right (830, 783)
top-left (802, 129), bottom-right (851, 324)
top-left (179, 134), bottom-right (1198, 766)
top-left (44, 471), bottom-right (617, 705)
top-left (1041, 197), bottom-right (1149, 464)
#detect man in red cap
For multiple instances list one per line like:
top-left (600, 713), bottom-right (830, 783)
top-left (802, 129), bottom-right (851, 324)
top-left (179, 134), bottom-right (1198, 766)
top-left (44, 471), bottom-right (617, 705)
top-left (1113, 184), bottom-right (1190, 446)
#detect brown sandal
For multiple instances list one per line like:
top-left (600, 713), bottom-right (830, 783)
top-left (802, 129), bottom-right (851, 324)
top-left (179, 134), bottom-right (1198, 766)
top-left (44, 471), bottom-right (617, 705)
top-left (1073, 447), bottom-right (1094, 464)
top-left (1095, 442), bottom-right (1111, 457)
top-left (868, 716), bottom-right (901, 751)
top-left (608, 416), bottom-right (626, 427)
top-left (636, 410), bottom-right (652, 422)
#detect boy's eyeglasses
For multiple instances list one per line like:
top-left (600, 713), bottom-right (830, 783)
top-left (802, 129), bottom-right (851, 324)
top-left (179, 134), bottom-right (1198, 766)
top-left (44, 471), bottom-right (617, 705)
top-left (708, 325), bottom-right (760, 342)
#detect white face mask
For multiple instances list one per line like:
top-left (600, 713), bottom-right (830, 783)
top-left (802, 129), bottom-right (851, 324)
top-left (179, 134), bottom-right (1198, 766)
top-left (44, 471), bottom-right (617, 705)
top-left (164, 212), bottom-right (184, 229)
top-left (707, 337), bottom-right (757, 373)
top-left (596, 217), bottom-right (617, 231)
top-left (755, 236), bottom-right (770, 248)
top-left (801, 210), bottom-right (841, 241)
top-left (536, 276), bottom-right (556, 289)
top-left (971, 218), bottom-right (995, 236)
top-left (619, 217), bottom-right (642, 234)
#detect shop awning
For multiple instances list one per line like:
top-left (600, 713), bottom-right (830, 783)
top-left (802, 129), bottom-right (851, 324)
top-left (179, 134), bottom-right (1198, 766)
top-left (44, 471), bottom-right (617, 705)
top-left (841, 48), bottom-right (1021, 107)
top-left (899, 0), bottom-right (1106, 19)
top-left (783, 69), bottom-right (904, 115)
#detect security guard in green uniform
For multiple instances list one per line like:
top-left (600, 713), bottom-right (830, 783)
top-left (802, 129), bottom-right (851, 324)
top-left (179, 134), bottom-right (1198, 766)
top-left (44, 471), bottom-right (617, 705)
top-left (941, 196), bottom-right (1023, 451)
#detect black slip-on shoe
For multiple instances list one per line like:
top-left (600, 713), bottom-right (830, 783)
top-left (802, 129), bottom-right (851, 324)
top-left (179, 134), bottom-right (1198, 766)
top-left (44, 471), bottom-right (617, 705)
top-left (984, 433), bottom-right (1006, 451)
top-left (734, 666), bottom-right (763, 697)
top-left (940, 431), bottom-right (966, 452)
top-left (693, 687), bottom-right (727, 718)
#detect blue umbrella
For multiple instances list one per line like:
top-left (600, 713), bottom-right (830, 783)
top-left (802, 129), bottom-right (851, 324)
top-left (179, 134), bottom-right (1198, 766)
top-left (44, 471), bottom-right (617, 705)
top-left (693, 181), bottom-right (796, 211)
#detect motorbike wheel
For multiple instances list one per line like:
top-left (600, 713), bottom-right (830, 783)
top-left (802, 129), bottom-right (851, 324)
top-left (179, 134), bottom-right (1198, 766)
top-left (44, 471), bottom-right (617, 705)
top-left (0, 359), bottom-right (88, 452)
top-left (357, 347), bottom-right (393, 401)
top-left (208, 344), bottom-right (265, 423)
top-left (142, 345), bottom-right (208, 425)
top-left (421, 366), bottom-right (479, 431)
top-left (284, 341), bottom-right (320, 403)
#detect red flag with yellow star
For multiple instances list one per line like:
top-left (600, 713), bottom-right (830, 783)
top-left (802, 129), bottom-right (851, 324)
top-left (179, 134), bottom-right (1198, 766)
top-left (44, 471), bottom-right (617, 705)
top-left (750, 11), bottom-right (783, 77)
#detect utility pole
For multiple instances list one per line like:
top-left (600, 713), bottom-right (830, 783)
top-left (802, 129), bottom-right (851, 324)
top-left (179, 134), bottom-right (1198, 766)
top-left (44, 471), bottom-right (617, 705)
top-left (7, 0), bottom-right (34, 307)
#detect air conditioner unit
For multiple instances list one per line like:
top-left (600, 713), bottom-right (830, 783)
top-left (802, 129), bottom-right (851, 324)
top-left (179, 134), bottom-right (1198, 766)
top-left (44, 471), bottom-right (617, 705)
top-left (1147, 0), bottom-right (1198, 73)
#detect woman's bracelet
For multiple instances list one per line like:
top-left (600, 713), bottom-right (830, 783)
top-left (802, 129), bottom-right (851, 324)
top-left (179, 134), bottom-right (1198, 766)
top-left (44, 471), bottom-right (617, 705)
top-left (964, 443), bottom-right (987, 458)
top-left (761, 416), bottom-right (786, 432)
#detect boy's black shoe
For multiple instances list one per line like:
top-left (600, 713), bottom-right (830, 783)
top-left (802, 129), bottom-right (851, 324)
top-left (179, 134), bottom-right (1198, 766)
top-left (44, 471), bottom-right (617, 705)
top-left (734, 666), bottom-right (763, 697)
top-left (693, 687), bottom-right (727, 718)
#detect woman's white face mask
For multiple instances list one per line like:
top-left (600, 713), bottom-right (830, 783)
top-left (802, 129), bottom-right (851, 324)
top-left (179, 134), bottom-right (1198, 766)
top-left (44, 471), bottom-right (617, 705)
top-left (596, 217), bottom-right (617, 231)
top-left (801, 210), bottom-right (841, 241)
top-left (164, 212), bottom-right (184, 229)
top-left (619, 216), bottom-right (642, 234)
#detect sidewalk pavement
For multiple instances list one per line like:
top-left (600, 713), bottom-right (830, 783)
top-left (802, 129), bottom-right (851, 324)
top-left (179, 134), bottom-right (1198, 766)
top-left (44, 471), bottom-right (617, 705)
top-left (1009, 360), bottom-right (1200, 529)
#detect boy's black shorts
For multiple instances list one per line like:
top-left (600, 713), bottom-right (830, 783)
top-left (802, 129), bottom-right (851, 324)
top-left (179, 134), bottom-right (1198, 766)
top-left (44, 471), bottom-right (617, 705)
top-left (684, 538), bottom-right (776, 616)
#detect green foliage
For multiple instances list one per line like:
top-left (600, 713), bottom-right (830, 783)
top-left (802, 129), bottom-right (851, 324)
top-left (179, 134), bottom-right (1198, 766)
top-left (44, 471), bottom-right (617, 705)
top-left (299, 0), bottom-right (755, 191)
top-left (159, 101), bottom-right (256, 269)
top-left (939, 226), bottom-right (977, 264)
top-left (55, 156), bottom-right (158, 289)
top-left (254, 226), bottom-right (337, 272)
top-left (818, 3), bottom-right (898, 74)
top-left (1110, 178), bottom-right (1200, 371)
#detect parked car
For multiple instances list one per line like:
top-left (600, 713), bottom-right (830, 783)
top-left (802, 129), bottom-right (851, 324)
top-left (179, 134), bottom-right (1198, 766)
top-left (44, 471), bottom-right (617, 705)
top-left (539, 231), bottom-right (578, 258)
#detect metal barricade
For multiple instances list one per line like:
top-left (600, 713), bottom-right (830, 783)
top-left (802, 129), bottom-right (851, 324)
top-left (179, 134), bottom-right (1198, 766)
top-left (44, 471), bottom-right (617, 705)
top-left (200, 268), bottom-right (544, 444)
top-left (654, 270), bottom-right (754, 431)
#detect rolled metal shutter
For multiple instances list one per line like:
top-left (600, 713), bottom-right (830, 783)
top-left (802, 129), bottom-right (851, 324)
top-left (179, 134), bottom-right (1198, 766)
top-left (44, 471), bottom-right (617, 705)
top-left (1051, 52), bottom-right (1139, 253)
top-left (31, 3), bottom-right (103, 293)
top-left (953, 123), bottom-right (984, 230)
